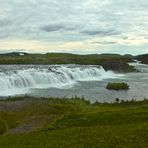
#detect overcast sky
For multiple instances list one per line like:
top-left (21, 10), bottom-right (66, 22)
top-left (0, 0), bottom-right (147, 55)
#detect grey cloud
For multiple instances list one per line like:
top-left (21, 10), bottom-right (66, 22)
top-left (41, 24), bottom-right (80, 33)
top-left (0, 34), bottom-right (8, 39)
top-left (122, 37), bottom-right (129, 40)
top-left (0, 30), bottom-right (9, 38)
top-left (0, 19), bottom-right (12, 28)
top-left (81, 29), bottom-right (120, 36)
top-left (92, 41), bottom-right (117, 45)
top-left (41, 24), bottom-right (65, 32)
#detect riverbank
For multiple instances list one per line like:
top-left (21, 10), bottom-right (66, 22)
top-left (0, 96), bottom-right (148, 147)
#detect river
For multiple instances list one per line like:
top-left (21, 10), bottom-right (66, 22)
top-left (0, 63), bottom-right (147, 102)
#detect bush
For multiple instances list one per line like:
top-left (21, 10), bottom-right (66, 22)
top-left (106, 82), bottom-right (129, 90)
top-left (0, 119), bottom-right (7, 134)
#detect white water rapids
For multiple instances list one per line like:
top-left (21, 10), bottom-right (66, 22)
top-left (0, 65), bottom-right (121, 96)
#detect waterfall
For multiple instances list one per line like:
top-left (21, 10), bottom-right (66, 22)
top-left (0, 65), bottom-right (118, 95)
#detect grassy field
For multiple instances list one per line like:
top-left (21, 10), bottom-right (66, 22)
top-left (0, 96), bottom-right (148, 148)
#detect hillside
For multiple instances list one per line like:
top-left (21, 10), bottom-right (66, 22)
top-left (0, 97), bottom-right (148, 148)
top-left (136, 54), bottom-right (148, 64)
top-left (0, 52), bottom-right (136, 72)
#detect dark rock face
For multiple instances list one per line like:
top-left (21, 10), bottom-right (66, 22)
top-left (136, 54), bottom-right (148, 64)
top-left (101, 60), bottom-right (136, 73)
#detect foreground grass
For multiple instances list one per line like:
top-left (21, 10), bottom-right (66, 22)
top-left (0, 96), bottom-right (148, 148)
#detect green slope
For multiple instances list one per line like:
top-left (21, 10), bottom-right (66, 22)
top-left (0, 97), bottom-right (148, 148)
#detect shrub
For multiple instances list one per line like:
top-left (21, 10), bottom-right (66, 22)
top-left (115, 98), bottom-right (120, 103)
top-left (0, 119), bottom-right (7, 134)
top-left (106, 82), bottom-right (129, 90)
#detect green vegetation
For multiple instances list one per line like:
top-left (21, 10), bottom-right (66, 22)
top-left (0, 52), bottom-right (136, 72)
top-left (0, 96), bottom-right (148, 147)
top-left (0, 119), bottom-right (7, 134)
top-left (106, 82), bottom-right (129, 90)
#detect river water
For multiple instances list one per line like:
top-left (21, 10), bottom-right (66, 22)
top-left (0, 63), bottom-right (147, 102)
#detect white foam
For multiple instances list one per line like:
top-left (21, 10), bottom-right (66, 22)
top-left (0, 65), bottom-right (122, 96)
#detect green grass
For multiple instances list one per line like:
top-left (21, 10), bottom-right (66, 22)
top-left (106, 82), bottom-right (129, 90)
top-left (0, 97), bottom-right (148, 147)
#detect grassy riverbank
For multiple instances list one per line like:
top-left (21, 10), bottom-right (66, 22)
top-left (0, 96), bottom-right (148, 147)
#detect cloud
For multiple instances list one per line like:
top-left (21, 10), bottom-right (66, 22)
top-left (92, 41), bottom-right (117, 45)
top-left (41, 24), bottom-right (65, 32)
top-left (0, 32), bottom-right (9, 39)
top-left (41, 24), bottom-right (79, 33)
top-left (0, 19), bottom-right (12, 28)
top-left (81, 29), bottom-right (120, 36)
top-left (0, 0), bottom-right (147, 54)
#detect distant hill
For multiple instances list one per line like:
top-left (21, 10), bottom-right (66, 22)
top-left (135, 54), bottom-right (148, 64)
top-left (0, 52), bottom-right (136, 72)
top-left (0, 52), bottom-right (29, 57)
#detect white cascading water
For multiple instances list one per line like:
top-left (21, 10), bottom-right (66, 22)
top-left (0, 65), bottom-right (119, 96)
